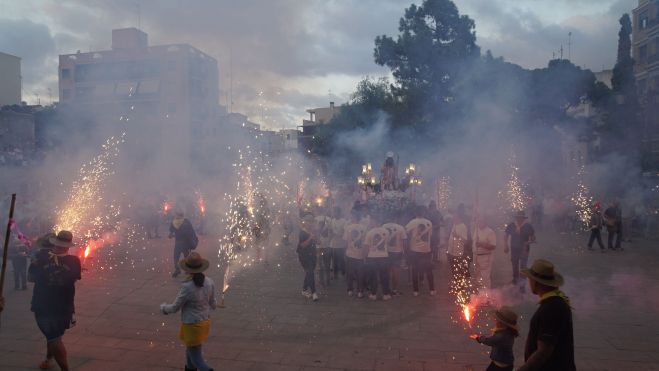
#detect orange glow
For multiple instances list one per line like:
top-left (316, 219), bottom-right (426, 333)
top-left (463, 305), bottom-right (471, 323)
top-left (198, 197), bottom-right (206, 216)
top-left (163, 201), bottom-right (172, 214)
top-left (83, 238), bottom-right (104, 259)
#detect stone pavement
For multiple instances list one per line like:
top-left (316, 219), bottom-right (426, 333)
top-left (1, 229), bottom-right (659, 371)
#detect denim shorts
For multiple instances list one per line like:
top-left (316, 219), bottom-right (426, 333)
top-left (35, 314), bottom-right (71, 342)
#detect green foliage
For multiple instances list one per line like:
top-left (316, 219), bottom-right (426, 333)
top-left (374, 0), bottom-right (480, 125)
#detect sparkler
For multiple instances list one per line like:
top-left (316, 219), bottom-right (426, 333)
top-left (498, 152), bottom-right (530, 212)
top-left (571, 164), bottom-right (593, 229)
top-left (219, 145), bottom-right (299, 294)
top-left (463, 304), bottom-right (472, 327)
top-left (54, 133), bottom-right (126, 248)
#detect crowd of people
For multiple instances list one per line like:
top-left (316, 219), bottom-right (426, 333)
top-left (293, 199), bottom-right (543, 302)
top-left (0, 191), bottom-right (585, 371)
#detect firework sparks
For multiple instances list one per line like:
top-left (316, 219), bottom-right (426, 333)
top-left (463, 304), bottom-right (472, 326)
top-left (436, 176), bottom-right (452, 210)
top-left (571, 164), bottom-right (593, 228)
top-left (499, 152), bottom-right (529, 212)
top-left (54, 133), bottom-right (126, 242)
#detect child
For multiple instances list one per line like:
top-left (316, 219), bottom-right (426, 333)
top-left (470, 306), bottom-right (519, 371)
top-left (161, 252), bottom-right (217, 371)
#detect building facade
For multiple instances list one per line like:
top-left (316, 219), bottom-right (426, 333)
top-left (58, 28), bottom-right (219, 163)
top-left (298, 102), bottom-right (341, 153)
top-left (633, 0), bottom-right (659, 172)
top-left (0, 108), bottom-right (35, 165)
top-left (0, 52), bottom-right (21, 107)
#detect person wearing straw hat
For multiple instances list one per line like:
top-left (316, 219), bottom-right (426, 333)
top-left (471, 306), bottom-right (520, 371)
top-left (28, 231), bottom-right (81, 371)
top-left (504, 210), bottom-right (535, 290)
top-left (161, 252), bottom-right (217, 371)
top-left (517, 259), bottom-right (575, 371)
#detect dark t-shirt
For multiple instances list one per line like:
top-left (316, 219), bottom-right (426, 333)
top-left (525, 296), bottom-right (576, 371)
top-left (29, 252), bottom-right (82, 317)
top-left (505, 222), bottom-right (535, 251)
top-left (297, 230), bottom-right (315, 256)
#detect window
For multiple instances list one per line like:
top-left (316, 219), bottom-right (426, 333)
top-left (640, 11), bottom-right (649, 29)
top-left (62, 89), bottom-right (71, 99)
top-left (61, 68), bottom-right (71, 79)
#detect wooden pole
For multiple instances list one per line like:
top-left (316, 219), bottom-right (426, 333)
top-left (0, 194), bottom-right (17, 325)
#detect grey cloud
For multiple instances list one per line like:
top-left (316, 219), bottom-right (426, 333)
top-left (0, 18), bottom-right (56, 86)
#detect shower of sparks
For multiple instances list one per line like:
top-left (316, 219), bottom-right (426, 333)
top-left (219, 147), bottom-right (300, 293)
top-left (436, 176), bottom-right (452, 210)
top-left (54, 133), bottom-right (126, 240)
top-left (571, 164), bottom-right (593, 228)
top-left (449, 256), bottom-right (475, 328)
top-left (498, 153), bottom-right (530, 212)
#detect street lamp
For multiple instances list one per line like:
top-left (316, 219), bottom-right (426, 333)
top-left (406, 163), bottom-right (421, 201)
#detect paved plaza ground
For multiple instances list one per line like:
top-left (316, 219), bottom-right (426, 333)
top-left (1, 228), bottom-right (659, 371)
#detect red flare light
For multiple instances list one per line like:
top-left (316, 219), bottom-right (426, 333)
top-left (199, 199), bottom-right (206, 216)
top-left (163, 201), bottom-right (172, 214)
top-left (463, 305), bottom-right (471, 323)
top-left (83, 239), bottom-right (102, 259)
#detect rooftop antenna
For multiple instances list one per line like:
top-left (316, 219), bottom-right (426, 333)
top-left (568, 32), bottom-right (572, 61)
top-left (560, 44), bottom-right (564, 60)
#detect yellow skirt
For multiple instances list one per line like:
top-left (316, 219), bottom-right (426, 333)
top-left (179, 320), bottom-right (211, 347)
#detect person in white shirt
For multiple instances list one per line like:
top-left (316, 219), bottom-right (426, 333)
top-left (329, 207), bottom-right (348, 279)
top-left (405, 208), bottom-right (435, 296)
top-left (447, 212), bottom-right (470, 289)
top-left (383, 222), bottom-right (406, 296)
top-left (364, 224), bottom-right (392, 300)
top-left (473, 216), bottom-right (497, 289)
top-left (343, 213), bottom-right (367, 297)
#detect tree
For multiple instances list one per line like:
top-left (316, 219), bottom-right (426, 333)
top-left (374, 0), bottom-right (480, 127)
top-left (611, 14), bottom-right (635, 95)
top-left (608, 13), bottom-right (640, 154)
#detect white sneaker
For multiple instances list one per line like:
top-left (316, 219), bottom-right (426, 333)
top-left (382, 294), bottom-right (392, 301)
top-left (347, 290), bottom-right (354, 297)
top-left (430, 290), bottom-right (436, 296)
top-left (301, 290), bottom-right (311, 298)
top-left (312, 293), bottom-right (319, 301)
top-left (368, 294), bottom-right (377, 301)
top-left (413, 291), bottom-right (419, 297)
top-left (357, 292), bottom-right (364, 298)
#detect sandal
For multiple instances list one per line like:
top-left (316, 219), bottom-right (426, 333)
top-left (39, 360), bottom-right (53, 369)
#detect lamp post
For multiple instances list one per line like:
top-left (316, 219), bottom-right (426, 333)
top-left (405, 164), bottom-right (422, 202)
top-left (357, 163), bottom-right (377, 201)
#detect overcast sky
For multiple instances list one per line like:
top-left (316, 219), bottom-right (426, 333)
top-left (0, 0), bottom-right (636, 129)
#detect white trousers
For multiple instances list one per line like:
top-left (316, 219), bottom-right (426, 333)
top-left (475, 253), bottom-right (493, 289)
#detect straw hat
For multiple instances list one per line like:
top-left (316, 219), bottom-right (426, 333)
top-left (49, 230), bottom-right (75, 248)
top-left (36, 233), bottom-right (56, 249)
top-left (521, 259), bottom-right (564, 287)
top-left (178, 252), bottom-right (209, 273)
top-left (493, 306), bottom-right (519, 332)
